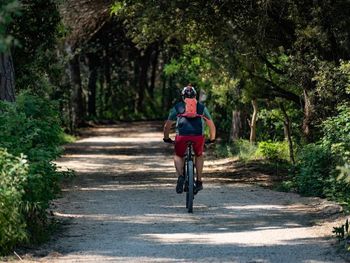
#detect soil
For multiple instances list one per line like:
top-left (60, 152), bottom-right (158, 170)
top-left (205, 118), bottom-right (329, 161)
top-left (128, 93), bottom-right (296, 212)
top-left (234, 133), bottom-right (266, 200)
top-left (12, 121), bottom-right (348, 263)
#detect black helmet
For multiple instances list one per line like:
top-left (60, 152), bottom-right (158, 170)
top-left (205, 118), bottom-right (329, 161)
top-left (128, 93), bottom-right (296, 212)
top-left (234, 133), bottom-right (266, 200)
top-left (181, 85), bottom-right (197, 99)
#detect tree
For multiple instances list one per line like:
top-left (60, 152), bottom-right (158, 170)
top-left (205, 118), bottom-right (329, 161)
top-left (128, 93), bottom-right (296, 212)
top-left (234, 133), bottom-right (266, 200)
top-left (0, 0), bottom-right (20, 102)
top-left (0, 53), bottom-right (16, 102)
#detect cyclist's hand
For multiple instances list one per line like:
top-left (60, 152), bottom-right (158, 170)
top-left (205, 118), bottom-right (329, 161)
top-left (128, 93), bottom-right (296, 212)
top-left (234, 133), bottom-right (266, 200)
top-left (163, 138), bottom-right (174, 144)
top-left (205, 139), bottom-right (216, 144)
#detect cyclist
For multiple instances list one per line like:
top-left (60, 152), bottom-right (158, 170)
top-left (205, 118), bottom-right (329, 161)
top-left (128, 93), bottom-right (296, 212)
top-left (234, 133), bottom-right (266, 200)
top-left (163, 84), bottom-right (216, 194)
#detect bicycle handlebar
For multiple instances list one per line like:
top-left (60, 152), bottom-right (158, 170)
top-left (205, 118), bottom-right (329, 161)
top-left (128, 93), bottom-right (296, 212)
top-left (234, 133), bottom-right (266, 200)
top-left (163, 138), bottom-right (215, 145)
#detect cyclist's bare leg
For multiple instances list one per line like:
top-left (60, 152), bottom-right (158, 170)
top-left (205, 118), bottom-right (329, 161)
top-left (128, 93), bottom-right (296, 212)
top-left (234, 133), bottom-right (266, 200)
top-left (174, 155), bottom-right (185, 176)
top-left (195, 155), bottom-right (204, 181)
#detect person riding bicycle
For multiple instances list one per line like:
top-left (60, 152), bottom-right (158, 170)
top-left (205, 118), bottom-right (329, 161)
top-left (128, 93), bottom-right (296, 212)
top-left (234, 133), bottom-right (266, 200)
top-left (163, 84), bottom-right (216, 194)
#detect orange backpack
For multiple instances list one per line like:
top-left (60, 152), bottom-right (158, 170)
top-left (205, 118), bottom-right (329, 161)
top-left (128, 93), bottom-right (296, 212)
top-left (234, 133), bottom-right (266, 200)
top-left (183, 98), bottom-right (198, 118)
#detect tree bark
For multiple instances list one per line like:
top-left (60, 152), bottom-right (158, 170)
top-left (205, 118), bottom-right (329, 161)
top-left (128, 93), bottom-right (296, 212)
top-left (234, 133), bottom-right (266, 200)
top-left (302, 88), bottom-right (313, 142)
top-left (69, 55), bottom-right (84, 129)
top-left (149, 43), bottom-right (159, 99)
top-left (249, 99), bottom-right (258, 144)
top-left (0, 52), bottom-right (16, 102)
top-left (103, 48), bottom-right (111, 112)
top-left (87, 53), bottom-right (98, 117)
top-left (136, 48), bottom-right (152, 112)
top-left (231, 110), bottom-right (243, 141)
top-left (280, 103), bottom-right (295, 164)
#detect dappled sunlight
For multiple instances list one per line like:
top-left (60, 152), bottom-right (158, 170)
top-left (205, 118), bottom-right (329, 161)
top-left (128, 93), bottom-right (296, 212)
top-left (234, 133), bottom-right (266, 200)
top-left (140, 226), bottom-right (322, 246)
top-left (47, 255), bottom-right (186, 262)
top-left (77, 135), bottom-right (161, 143)
top-left (43, 124), bottom-right (343, 263)
top-left (54, 212), bottom-right (199, 224)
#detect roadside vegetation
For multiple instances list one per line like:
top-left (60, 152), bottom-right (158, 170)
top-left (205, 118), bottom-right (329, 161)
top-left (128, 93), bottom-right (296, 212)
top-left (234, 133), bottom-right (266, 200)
top-left (0, 0), bottom-right (349, 255)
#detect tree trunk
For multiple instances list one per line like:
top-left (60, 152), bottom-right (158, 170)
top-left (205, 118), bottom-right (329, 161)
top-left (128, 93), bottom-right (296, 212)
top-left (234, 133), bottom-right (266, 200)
top-left (136, 48), bottom-right (151, 112)
top-left (87, 53), bottom-right (98, 117)
top-left (161, 77), bottom-right (166, 110)
top-left (302, 88), bottom-right (313, 142)
top-left (103, 48), bottom-right (111, 112)
top-left (231, 110), bottom-right (242, 141)
top-left (280, 103), bottom-right (295, 164)
top-left (69, 55), bottom-right (84, 129)
top-left (249, 99), bottom-right (258, 144)
top-left (0, 52), bottom-right (16, 102)
top-left (149, 43), bottom-right (159, 99)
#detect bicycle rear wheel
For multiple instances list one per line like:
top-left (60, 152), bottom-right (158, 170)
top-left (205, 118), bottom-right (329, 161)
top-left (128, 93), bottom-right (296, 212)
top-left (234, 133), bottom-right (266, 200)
top-left (186, 160), bottom-right (194, 213)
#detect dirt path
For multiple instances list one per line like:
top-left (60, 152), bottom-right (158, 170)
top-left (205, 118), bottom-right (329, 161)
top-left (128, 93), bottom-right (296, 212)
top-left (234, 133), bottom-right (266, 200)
top-left (24, 122), bottom-right (346, 262)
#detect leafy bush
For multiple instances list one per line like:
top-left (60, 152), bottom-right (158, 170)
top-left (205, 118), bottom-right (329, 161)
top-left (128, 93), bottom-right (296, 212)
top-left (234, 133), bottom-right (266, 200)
top-left (321, 105), bottom-right (350, 206)
top-left (322, 104), bottom-right (350, 163)
top-left (215, 140), bottom-right (259, 161)
top-left (236, 140), bottom-right (259, 161)
top-left (0, 148), bottom-right (28, 254)
top-left (257, 141), bottom-right (290, 162)
top-left (0, 92), bottom-right (69, 253)
top-left (295, 143), bottom-right (334, 197)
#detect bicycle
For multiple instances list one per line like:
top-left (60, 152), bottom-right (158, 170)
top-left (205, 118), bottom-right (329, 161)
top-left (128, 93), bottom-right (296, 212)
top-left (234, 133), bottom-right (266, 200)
top-left (164, 138), bottom-right (214, 213)
top-left (183, 141), bottom-right (196, 213)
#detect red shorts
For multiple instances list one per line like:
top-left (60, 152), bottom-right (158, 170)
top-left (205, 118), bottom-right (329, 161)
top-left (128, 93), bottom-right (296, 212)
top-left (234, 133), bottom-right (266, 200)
top-left (175, 135), bottom-right (205, 157)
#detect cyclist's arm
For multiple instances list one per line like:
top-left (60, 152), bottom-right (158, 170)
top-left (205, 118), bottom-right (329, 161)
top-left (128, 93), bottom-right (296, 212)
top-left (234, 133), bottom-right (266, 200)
top-left (164, 107), bottom-right (177, 139)
top-left (163, 120), bottom-right (174, 139)
top-left (206, 119), bottom-right (216, 141)
top-left (203, 107), bottom-right (216, 141)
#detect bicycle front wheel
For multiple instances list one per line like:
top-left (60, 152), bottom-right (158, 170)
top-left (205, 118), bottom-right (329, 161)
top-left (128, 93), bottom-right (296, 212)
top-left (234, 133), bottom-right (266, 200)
top-left (186, 160), bottom-right (194, 213)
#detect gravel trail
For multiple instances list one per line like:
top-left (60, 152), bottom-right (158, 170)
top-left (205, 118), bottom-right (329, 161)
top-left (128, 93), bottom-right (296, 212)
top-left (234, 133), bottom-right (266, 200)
top-left (24, 122), bottom-right (345, 262)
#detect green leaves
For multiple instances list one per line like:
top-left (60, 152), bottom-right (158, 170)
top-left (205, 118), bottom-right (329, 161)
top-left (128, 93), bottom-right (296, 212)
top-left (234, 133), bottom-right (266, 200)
top-left (110, 1), bottom-right (125, 16)
top-left (0, 93), bottom-right (69, 253)
top-left (0, 0), bottom-right (20, 52)
top-left (0, 148), bottom-right (28, 255)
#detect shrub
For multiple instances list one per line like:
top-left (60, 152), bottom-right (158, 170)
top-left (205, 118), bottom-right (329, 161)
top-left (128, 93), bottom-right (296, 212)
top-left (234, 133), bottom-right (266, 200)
top-left (214, 140), bottom-right (258, 161)
top-left (321, 105), bottom-right (350, 206)
top-left (0, 92), bottom-right (69, 252)
top-left (322, 104), bottom-right (350, 163)
top-left (0, 148), bottom-right (28, 254)
top-left (257, 141), bottom-right (290, 162)
top-left (236, 140), bottom-right (259, 161)
top-left (295, 143), bottom-right (334, 197)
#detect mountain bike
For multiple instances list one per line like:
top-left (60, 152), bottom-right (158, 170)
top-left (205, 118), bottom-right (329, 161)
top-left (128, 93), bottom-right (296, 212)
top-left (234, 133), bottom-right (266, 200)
top-left (184, 141), bottom-right (196, 213)
top-left (164, 138), bottom-right (214, 213)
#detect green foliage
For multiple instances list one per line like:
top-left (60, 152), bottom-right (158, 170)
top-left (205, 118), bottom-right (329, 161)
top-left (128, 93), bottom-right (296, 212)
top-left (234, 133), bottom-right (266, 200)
top-left (257, 141), bottom-right (290, 162)
top-left (0, 0), bottom-right (20, 52)
top-left (287, 105), bottom-right (350, 205)
top-left (0, 92), bottom-right (63, 160)
top-left (317, 105), bottom-right (350, 206)
top-left (58, 133), bottom-right (76, 144)
top-left (9, 0), bottom-right (62, 94)
top-left (216, 140), bottom-right (292, 163)
top-left (295, 143), bottom-right (334, 197)
top-left (322, 104), bottom-right (350, 163)
top-left (215, 140), bottom-right (259, 162)
top-left (163, 43), bottom-right (213, 88)
top-left (0, 148), bottom-right (28, 254)
top-left (337, 163), bottom-right (350, 184)
top-left (0, 93), bottom-right (69, 252)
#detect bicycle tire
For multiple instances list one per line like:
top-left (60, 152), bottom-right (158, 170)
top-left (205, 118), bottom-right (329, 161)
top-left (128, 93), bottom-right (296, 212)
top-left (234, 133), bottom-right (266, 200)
top-left (187, 160), bottom-right (194, 213)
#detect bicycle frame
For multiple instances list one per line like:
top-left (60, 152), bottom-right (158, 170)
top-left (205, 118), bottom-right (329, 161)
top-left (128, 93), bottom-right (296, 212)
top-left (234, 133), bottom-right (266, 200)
top-left (183, 141), bottom-right (196, 213)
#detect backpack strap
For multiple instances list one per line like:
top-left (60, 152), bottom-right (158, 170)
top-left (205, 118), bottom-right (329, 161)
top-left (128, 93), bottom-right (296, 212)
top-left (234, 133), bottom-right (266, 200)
top-left (194, 102), bottom-right (209, 120)
top-left (175, 102), bottom-right (185, 115)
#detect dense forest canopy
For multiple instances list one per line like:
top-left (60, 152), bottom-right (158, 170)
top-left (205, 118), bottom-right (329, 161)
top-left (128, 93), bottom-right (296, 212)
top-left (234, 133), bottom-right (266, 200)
top-left (0, 0), bottom-right (350, 254)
